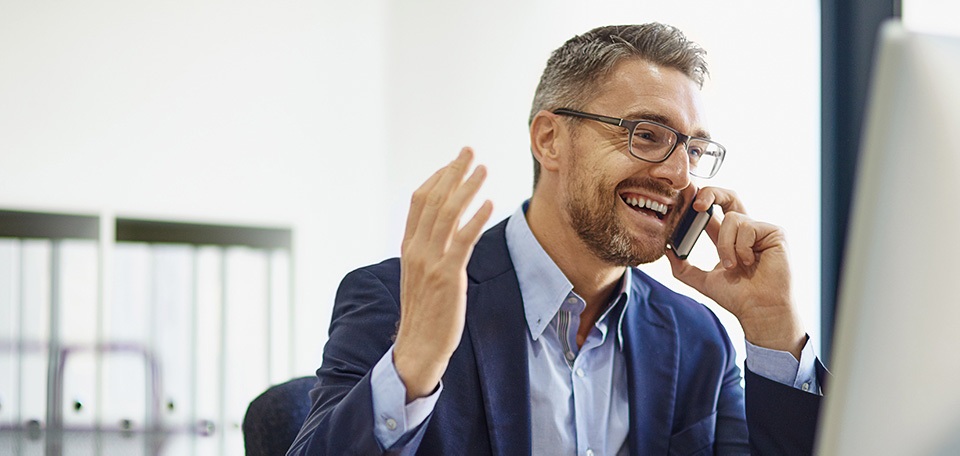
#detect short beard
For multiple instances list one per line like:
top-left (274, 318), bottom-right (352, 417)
top-left (567, 177), bottom-right (680, 266)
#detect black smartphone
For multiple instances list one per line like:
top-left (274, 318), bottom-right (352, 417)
top-left (669, 196), bottom-right (713, 260)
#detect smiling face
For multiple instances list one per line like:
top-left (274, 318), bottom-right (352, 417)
top-left (558, 58), bottom-right (708, 266)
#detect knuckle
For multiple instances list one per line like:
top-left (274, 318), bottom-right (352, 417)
top-left (425, 191), bottom-right (445, 208)
top-left (411, 188), bottom-right (427, 205)
top-left (400, 239), bottom-right (415, 255)
top-left (424, 266), bottom-right (450, 283)
top-left (438, 204), bottom-right (459, 222)
top-left (448, 160), bottom-right (465, 172)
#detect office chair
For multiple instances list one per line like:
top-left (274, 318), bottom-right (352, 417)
top-left (242, 376), bottom-right (317, 456)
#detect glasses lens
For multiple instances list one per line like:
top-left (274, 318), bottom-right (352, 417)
top-left (630, 122), bottom-right (677, 161)
top-left (628, 121), bottom-right (725, 178)
top-left (687, 139), bottom-right (724, 178)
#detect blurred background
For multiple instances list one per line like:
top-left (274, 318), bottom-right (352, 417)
top-left (0, 0), bottom-right (954, 454)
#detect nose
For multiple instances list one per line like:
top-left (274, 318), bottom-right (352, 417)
top-left (648, 143), bottom-right (691, 190)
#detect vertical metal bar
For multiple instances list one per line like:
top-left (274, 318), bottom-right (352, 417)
top-left (189, 246), bottom-right (200, 456)
top-left (95, 212), bottom-right (110, 455)
top-left (14, 239), bottom-right (23, 455)
top-left (148, 244), bottom-right (157, 385)
top-left (45, 239), bottom-right (62, 456)
top-left (265, 250), bottom-right (273, 384)
top-left (218, 248), bottom-right (228, 454)
top-left (287, 249), bottom-right (295, 379)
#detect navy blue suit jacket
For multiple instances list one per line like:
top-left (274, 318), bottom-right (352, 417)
top-left (287, 220), bottom-right (823, 455)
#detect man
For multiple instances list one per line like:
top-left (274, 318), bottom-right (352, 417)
top-left (288, 23), bottom-right (824, 455)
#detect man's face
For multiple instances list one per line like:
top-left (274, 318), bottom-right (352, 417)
top-left (559, 58), bottom-right (708, 266)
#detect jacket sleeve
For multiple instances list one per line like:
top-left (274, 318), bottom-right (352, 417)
top-left (706, 307), bottom-right (826, 456)
top-left (744, 361), bottom-right (826, 455)
top-left (286, 265), bottom-right (432, 456)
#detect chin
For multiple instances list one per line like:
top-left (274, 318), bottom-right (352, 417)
top-left (589, 229), bottom-right (669, 267)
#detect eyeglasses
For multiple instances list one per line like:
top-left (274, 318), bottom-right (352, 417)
top-left (552, 108), bottom-right (726, 179)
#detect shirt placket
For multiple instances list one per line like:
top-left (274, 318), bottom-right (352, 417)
top-left (560, 291), bottom-right (611, 456)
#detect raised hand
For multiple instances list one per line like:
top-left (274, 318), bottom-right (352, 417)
top-left (393, 147), bottom-right (493, 402)
top-left (667, 187), bottom-right (806, 359)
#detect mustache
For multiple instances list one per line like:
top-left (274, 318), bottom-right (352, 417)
top-left (615, 177), bottom-right (682, 202)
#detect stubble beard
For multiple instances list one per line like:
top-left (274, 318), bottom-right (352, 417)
top-left (566, 174), bottom-right (680, 267)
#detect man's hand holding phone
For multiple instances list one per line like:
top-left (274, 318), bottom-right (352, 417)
top-left (667, 187), bottom-right (806, 360)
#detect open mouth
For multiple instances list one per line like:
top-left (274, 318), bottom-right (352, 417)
top-left (620, 194), bottom-right (670, 220)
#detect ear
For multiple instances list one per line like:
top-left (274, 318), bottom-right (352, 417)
top-left (530, 110), bottom-right (564, 174)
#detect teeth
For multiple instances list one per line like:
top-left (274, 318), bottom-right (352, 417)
top-left (623, 195), bottom-right (668, 215)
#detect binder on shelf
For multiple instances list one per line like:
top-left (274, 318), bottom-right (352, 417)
top-left (102, 242), bottom-right (151, 431)
top-left (0, 239), bottom-right (20, 427)
top-left (57, 239), bottom-right (99, 428)
top-left (194, 244), bottom-right (225, 454)
top-left (18, 239), bottom-right (51, 428)
top-left (151, 243), bottom-right (195, 428)
top-left (0, 209), bottom-right (294, 456)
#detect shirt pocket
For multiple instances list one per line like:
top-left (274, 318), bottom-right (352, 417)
top-left (668, 411), bottom-right (717, 456)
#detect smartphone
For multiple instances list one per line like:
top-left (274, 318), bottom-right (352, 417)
top-left (669, 196), bottom-right (713, 260)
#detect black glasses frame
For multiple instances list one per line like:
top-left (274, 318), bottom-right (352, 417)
top-left (552, 108), bottom-right (725, 178)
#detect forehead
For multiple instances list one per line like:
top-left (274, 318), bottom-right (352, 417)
top-left (586, 58), bottom-right (709, 137)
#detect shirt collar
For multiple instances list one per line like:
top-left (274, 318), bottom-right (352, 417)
top-left (505, 201), bottom-right (634, 349)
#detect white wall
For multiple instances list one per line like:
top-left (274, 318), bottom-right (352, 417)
top-left (903, 0), bottom-right (960, 37)
top-left (0, 1), bottom-right (390, 374)
top-left (0, 1), bottom-right (821, 376)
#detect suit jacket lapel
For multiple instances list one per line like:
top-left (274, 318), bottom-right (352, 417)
top-left (464, 221), bottom-right (531, 456)
top-left (623, 271), bottom-right (680, 455)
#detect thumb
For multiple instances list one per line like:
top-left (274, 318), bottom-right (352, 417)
top-left (667, 249), bottom-right (710, 296)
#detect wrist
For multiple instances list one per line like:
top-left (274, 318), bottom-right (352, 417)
top-left (739, 307), bottom-right (806, 360)
top-left (393, 339), bottom-right (448, 402)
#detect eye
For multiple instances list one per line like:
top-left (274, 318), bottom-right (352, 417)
top-left (633, 128), bottom-right (666, 143)
top-left (687, 145), bottom-right (704, 158)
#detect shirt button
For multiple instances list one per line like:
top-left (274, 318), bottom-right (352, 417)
top-left (565, 351), bottom-right (575, 361)
top-left (385, 418), bottom-right (397, 430)
top-left (802, 382), bottom-right (810, 392)
top-left (567, 297), bottom-right (578, 304)
top-left (576, 368), bottom-right (585, 377)
top-left (586, 449), bottom-right (594, 456)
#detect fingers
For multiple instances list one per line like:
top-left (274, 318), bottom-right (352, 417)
top-left (715, 213), bottom-right (752, 269)
top-left (447, 200), bottom-right (494, 266)
top-left (404, 168), bottom-right (444, 245)
top-left (695, 186), bottom-right (754, 269)
top-left (695, 187), bottom-right (747, 214)
top-left (432, 165), bottom-right (487, 245)
top-left (413, 148), bottom-right (475, 244)
top-left (403, 147), bottom-right (490, 258)
top-left (735, 223), bottom-right (758, 266)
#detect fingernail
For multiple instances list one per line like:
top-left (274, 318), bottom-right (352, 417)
top-left (723, 259), bottom-right (734, 269)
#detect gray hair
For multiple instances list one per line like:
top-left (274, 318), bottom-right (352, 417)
top-left (529, 23), bottom-right (709, 187)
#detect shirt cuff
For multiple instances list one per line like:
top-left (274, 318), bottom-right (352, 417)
top-left (744, 336), bottom-right (820, 395)
top-left (370, 345), bottom-right (443, 449)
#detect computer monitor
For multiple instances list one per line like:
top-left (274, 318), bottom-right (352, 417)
top-left (815, 21), bottom-right (960, 455)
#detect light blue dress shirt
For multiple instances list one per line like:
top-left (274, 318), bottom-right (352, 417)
top-left (369, 203), bottom-right (819, 452)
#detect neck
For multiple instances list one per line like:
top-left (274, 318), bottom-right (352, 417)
top-left (525, 194), bottom-right (625, 316)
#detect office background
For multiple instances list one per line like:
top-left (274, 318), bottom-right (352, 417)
top-left (0, 0), bottom-right (953, 454)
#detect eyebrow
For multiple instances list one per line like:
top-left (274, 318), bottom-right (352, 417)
top-left (623, 110), bottom-right (712, 140)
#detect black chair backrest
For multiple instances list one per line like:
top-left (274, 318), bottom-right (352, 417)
top-left (242, 376), bottom-right (316, 456)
